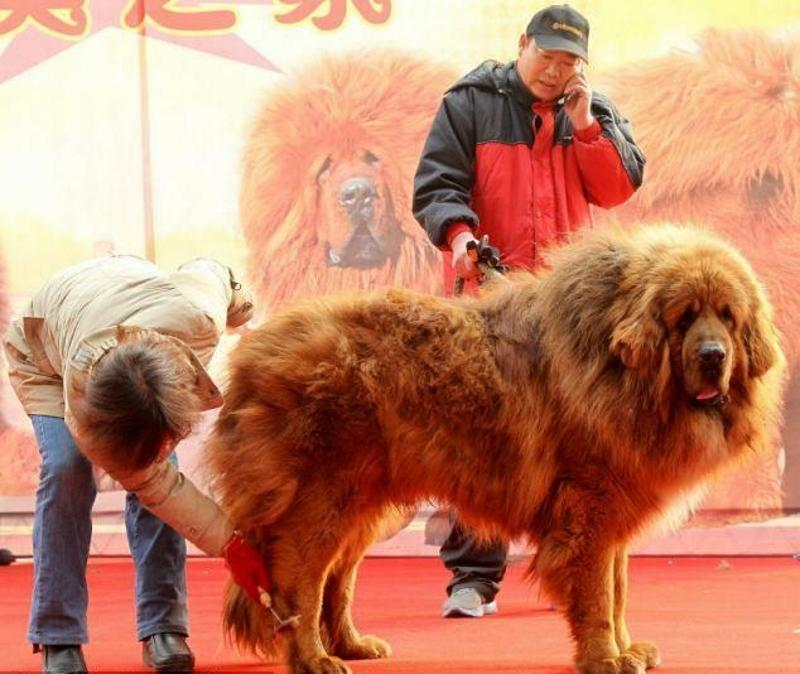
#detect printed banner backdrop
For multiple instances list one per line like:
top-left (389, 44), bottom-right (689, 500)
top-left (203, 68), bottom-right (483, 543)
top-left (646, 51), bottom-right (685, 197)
top-left (1, 0), bottom-right (799, 556)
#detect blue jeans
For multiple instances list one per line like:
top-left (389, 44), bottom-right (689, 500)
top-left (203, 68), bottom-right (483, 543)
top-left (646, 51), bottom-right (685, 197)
top-left (28, 415), bottom-right (189, 645)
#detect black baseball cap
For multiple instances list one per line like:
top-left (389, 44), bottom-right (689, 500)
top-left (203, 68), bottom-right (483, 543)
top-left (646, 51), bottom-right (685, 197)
top-left (526, 4), bottom-right (589, 62)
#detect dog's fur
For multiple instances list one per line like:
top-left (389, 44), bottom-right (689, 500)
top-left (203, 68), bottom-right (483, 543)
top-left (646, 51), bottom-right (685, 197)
top-left (206, 226), bottom-right (784, 674)
top-left (239, 51), bottom-right (455, 312)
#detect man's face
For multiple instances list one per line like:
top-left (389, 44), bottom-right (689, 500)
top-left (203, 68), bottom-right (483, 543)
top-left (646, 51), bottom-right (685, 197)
top-left (516, 35), bottom-right (582, 102)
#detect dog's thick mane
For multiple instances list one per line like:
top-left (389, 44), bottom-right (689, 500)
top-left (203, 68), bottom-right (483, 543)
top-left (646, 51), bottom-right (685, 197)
top-left (601, 29), bottom-right (800, 222)
top-left (240, 50), bottom-right (454, 310)
top-left (478, 227), bottom-right (782, 483)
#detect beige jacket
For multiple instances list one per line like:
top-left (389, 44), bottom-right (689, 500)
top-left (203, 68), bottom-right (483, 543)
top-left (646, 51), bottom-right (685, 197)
top-left (3, 255), bottom-right (253, 556)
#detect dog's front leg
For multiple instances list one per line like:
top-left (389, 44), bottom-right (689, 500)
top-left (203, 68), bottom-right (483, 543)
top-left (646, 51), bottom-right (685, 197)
top-left (536, 531), bottom-right (620, 672)
top-left (568, 544), bottom-right (620, 674)
top-left (613, 545), bottom-right (631, 653)
top-left (614, 546), bottom-right (660, 671)
top-left (535, 477), bottom-right (654, 674)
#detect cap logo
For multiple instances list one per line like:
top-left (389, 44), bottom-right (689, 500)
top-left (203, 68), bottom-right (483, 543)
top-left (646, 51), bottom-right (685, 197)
top-left (551, 21), bottom-right (585, 40)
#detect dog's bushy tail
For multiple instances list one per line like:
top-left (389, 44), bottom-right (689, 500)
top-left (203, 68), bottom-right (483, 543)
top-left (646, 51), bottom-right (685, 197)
top-left (222, 581), bottom-right (284, 660)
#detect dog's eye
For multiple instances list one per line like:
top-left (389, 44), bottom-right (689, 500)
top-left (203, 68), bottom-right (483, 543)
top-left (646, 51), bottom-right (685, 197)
top-left (747, 170), bottom-right (782, 206)
top-left (363, 150), bottom-right (380, 166)
top-left (720, 305), bottom-right (735, 325)
top-left (678, 307), bottom-right (696, 332)
top-left (316, 156), bottom-right (333, 181)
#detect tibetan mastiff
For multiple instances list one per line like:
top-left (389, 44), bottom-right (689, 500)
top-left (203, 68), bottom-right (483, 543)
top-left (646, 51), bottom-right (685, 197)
top-left (206, 226), bottom-right (784, 674)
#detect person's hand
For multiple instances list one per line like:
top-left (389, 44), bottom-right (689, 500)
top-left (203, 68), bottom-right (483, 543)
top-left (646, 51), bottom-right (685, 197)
top-left (221, 531), bottom-right (270, 602)
top-left (563, 72), bottom-right (593, 131)
top-left (451, 230), bottom-right (481, 280)
top-left (227, 279), bottom-right (255, 328)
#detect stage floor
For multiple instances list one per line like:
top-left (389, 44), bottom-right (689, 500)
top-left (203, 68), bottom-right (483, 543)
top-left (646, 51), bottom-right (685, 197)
top-left (1, 556), bottom-right (798, 673)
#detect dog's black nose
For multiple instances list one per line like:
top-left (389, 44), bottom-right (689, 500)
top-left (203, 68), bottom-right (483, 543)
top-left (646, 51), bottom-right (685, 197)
top-left (340, 177), bottom-right (376, 210)
top-left (698, 342), bottom-right (726, 364)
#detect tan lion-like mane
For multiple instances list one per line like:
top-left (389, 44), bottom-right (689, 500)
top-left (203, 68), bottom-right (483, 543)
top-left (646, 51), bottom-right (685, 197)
top-left (240, 50), bottom-right (456, 313)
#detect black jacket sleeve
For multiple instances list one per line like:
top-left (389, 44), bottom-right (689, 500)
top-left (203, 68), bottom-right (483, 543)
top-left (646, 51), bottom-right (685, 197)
top-left (412, 88), bottom-right (479, 248)
top-left (592, 92), bottom-right (646, 189)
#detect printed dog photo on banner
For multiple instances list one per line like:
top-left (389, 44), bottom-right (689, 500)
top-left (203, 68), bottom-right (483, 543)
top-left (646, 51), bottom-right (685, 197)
top-left (0, 2), bottom-right (799, 673)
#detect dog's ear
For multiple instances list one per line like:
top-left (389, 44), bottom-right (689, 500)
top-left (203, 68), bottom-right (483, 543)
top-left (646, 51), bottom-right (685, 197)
top-left (610, 293), bottom-right (667, 375)
top-left (743, 303), bottom-right (779, 378)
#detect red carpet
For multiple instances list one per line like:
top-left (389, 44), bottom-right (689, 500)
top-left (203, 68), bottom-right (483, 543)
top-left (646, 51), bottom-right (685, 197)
top-left (1, 556), bottom-right (798, 673)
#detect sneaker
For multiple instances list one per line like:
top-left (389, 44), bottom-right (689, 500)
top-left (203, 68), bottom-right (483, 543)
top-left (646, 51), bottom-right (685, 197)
top-left (441, 587), bottom-right (498, 618)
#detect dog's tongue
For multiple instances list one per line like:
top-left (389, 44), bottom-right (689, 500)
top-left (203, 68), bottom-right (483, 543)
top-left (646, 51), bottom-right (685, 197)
top-left (696, 386), bottom-right (720, 401)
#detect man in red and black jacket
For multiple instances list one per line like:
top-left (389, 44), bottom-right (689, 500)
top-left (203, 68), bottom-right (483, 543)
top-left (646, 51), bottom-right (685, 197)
top-left (413, 4), bottom-right (645, 618)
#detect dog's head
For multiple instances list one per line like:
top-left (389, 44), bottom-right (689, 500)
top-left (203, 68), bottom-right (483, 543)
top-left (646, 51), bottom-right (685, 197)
top-left (315, 149), bottom-right (403, 270)
top-left (239, 51), bottom-right (454, 308)
top-left (610, 229), bottom-right (781, 409)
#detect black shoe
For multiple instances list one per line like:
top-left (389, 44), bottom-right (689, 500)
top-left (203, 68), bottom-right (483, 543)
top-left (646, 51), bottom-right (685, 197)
top-left (39, 645), bottom-right (88, 674)
top-left (142, 633), bottom-right (195, 672)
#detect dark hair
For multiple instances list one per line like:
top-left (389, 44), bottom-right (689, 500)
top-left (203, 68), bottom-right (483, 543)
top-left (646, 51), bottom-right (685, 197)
top-left (84, 341), bottom-right (201, 473)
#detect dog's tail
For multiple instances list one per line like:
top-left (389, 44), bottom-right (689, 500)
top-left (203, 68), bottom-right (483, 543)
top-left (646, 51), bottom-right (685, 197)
top-left (222, 581), bottom-right (284, 660)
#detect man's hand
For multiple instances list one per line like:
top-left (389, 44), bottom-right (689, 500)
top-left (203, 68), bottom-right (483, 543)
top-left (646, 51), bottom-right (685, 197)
top-left (221, 531), bottom-right (270, 602)
top-left (227, 272), bottom-right (255, 328)
top-left (563, 72), bottom-right (593, 131)
top-left (451, 230), bottom-right (481, 280)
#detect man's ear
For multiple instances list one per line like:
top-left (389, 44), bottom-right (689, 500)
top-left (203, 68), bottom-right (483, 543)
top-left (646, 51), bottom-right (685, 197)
top-left (161, 335), bottom-right (223, 410)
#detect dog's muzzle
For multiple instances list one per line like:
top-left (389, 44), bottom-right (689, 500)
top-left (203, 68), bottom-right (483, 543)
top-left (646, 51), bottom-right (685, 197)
top-left (326, 176), bottom-right (395, 269)
top-left (691, 342), bottom-right (728, 407)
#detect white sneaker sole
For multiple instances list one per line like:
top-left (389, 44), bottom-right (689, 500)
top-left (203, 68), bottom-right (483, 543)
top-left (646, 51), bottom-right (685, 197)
top-left (442, 599), bottom-right (498, 618)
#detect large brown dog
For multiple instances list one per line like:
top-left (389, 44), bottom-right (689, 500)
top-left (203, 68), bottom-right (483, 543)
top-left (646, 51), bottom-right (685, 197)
top-left (240, 51), bottom-right (455, 311)
top-left (207, 226), bottom-right (784, 674)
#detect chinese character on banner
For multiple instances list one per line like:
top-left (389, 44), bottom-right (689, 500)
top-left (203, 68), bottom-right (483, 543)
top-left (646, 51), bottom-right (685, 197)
top-left (275, 0), bottom-right (391, 31)
top-left (123, 0), bottom-right (236, 34)
top-left (0, 0), bottom-right (89, 38)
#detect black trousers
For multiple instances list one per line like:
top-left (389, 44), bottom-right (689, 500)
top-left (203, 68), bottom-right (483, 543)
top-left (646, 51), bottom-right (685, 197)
top-left (439, 516), bottom-right (508, 602)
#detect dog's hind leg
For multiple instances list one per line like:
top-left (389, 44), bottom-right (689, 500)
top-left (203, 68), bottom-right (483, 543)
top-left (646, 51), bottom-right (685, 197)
top-left (268, 504), bottom-right (361, 674)
top-left (322, 518), bottom-right (392, 661)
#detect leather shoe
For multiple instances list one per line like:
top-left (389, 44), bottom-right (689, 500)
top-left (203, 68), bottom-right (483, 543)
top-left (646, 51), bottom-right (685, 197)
top-left (142, 633), bottom-right (195, 672)
top-left (39, 645), bottom-right (88, 674)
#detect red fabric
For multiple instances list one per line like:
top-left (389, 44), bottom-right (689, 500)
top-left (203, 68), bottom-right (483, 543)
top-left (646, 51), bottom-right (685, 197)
top-left (442, 106), bottom-right (634, 295)
top-left (444, 221), bottom-right (473, 249)
top-left (221, 531), bottom-right (271, 601)
top-left (573, 118), bottom-right (601, 142)
top-left (1, 556), bottom-right (797, 673)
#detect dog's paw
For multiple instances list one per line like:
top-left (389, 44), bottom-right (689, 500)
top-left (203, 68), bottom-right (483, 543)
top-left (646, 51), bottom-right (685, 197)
top-left (337, 634), bottom-right (392, 660)
top-left (578, 655), bottom-right (645, 674)
top-left (617, 653), bottom-right (647, 674)
top-left (577, 639), bottom-right (661, 674)
top-left (577, 657), bottom-right (624, 674)
top-left (625, 641), bottom-right (661, 669)
top-left (300, 654), bottom-right (352, 674)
